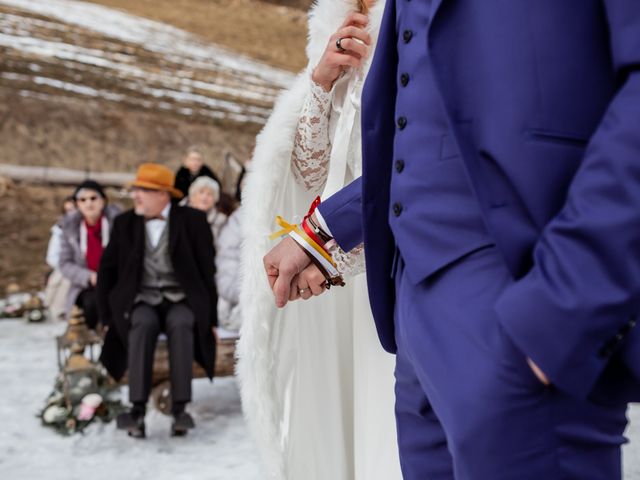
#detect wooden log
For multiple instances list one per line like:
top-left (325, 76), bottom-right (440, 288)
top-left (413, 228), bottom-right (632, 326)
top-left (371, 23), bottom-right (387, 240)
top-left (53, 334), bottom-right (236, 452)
top-left (151, 337), bottom-right (237, 385)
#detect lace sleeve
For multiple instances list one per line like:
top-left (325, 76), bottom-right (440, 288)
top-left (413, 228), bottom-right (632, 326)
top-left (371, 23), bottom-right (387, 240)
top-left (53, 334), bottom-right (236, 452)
top-left (291, 79), bottom-right (333, 194)
top-left (330, 242), bottom-right (366, 277)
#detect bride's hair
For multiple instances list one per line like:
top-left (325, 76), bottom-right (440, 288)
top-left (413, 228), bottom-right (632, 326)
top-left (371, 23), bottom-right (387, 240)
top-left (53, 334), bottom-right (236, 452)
top-left (356, 0), bottom-right (369, 14)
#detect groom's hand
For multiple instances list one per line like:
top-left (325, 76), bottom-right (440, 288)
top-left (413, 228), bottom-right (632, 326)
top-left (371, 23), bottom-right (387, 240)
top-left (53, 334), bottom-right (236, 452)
top-left (264, 236), bottom-right (312, 308)
top-left (527, 358), bottom-right (551, 386)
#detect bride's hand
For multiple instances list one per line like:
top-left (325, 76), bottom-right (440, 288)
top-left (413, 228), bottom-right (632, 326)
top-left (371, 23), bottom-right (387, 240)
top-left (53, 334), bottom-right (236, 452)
top-left (289, 264), bottom-right (330, 301)
top-left (311, 12), bottom-right (372, 92)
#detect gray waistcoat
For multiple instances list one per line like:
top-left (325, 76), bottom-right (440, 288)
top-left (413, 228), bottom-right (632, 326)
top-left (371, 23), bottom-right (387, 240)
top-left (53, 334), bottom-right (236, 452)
top-left (135, 224), bottom-right (185, 305)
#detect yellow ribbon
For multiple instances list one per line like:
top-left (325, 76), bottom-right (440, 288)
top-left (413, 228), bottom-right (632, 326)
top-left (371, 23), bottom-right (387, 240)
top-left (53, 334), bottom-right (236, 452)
top-left (269, 216), bottom-right (336, 267)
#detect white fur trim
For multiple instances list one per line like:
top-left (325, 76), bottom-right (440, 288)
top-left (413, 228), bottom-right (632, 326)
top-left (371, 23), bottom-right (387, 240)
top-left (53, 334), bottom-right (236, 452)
top-left (236, 1), bottom-right (385, 478)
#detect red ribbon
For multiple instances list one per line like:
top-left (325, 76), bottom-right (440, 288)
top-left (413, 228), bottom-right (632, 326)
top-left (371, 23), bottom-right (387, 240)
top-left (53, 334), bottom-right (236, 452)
top-left (302, 196), bottom-right (327, 249)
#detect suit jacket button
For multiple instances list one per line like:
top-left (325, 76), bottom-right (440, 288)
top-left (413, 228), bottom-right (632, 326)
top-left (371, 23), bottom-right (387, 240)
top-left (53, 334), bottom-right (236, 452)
top-left (400, 73), bottom-right (410, 87)
top-left (403, 30), bottom-right (413, 43)
top-left (397, 116), bottom-right (407, 130)
top-left (393, 203), bottom-right (403, 217)
top-left (395, 160), bottom-right (405, 173)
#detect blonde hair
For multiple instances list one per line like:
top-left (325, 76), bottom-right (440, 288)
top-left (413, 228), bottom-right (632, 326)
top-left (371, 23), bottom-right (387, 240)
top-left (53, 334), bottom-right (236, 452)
top-left (185, 145), bottom-right (203, 158)
top-left (357, 0), bottom-right (369, 14)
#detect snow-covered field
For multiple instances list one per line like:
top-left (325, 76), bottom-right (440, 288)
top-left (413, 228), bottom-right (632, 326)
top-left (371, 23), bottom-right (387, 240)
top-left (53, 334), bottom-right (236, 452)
top-left (1, 317), bottom-right (639, 479)
top-left (0, 319), bottom-right (263, 480)
top-left (0, 0), bottom-right (294, 126)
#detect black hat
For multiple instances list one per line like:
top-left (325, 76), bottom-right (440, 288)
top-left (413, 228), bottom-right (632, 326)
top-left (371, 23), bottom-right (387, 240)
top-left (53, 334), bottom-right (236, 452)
top-left (73, 180), bottom-right (107, 201)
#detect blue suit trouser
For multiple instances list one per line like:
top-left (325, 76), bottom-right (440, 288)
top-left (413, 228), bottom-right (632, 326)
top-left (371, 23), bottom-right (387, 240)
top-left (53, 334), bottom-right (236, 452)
top-left (393, 246), bottom-right (629, 479)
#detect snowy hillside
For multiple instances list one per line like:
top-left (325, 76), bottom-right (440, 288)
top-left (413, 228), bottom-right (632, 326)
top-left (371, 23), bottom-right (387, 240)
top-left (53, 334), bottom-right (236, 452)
top-left (0, 0), bottom-right (294, 126)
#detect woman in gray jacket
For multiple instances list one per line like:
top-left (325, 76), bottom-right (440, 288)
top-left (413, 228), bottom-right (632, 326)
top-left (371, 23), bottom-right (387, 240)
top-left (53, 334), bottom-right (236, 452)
top-left (59, 180), bottom-right (121, 329)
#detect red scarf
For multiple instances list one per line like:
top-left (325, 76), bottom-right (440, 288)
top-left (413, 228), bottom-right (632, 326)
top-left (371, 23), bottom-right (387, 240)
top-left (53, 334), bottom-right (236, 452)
top-left (85, 216), bottom-right (104, 273)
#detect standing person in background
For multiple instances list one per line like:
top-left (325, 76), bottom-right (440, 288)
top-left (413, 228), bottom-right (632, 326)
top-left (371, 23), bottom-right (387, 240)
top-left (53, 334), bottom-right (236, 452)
top-left (44, 196), bottom-right (76, 321)
top-left (237, 0), bottom-right (401, 479)
top-left (59, 181), bottom-right (120, 329)
top-left (174, 146), bottom-right (221, 199)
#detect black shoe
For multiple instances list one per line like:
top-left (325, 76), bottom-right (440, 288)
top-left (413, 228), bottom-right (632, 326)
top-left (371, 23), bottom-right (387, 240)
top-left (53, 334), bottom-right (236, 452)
top-left (171, 411), bottom-right (195, 437)
top-left (117, 412), bottom-right (146, 439)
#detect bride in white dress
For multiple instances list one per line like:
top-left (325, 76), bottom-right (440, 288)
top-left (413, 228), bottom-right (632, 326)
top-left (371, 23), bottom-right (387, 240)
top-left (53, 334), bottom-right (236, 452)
top-left (237, 1), bottom-right (401, 479)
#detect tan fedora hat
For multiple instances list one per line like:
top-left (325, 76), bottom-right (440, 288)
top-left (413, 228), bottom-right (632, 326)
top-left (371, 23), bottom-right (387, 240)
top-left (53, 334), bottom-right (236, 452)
top-left (128, 163), bottom-right (184, 199)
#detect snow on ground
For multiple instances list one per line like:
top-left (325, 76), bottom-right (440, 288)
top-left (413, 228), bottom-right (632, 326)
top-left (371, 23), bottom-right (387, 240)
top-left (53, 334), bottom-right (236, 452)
top-left (0, 319), bottom-right (263, 480)
top-left (1, 317), bottom-right (639, 479)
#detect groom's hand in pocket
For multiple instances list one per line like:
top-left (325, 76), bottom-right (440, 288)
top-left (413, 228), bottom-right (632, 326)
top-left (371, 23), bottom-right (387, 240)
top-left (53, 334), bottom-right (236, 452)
top-left (527, 358), bottom-right (551, 386)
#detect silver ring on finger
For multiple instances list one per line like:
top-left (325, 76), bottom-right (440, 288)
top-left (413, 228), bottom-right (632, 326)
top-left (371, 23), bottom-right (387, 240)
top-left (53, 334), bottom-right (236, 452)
top-left (298, 287), bottom-right (310, 295)
top-left (336, 37), bottom-right (347, 53)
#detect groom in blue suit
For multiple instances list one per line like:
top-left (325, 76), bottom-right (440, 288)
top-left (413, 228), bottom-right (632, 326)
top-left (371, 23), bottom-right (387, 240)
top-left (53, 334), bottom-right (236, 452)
top-left (264, 0), bottom-right (640, 478)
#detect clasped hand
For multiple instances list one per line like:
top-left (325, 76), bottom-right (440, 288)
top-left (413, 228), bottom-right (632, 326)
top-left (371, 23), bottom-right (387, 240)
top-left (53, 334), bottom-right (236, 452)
top-left (263, 237), bottom-right (328, 308)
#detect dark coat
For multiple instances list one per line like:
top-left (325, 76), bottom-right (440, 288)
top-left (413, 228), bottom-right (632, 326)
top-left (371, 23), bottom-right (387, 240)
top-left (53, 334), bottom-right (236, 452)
top-left (97, 205), bottom-right (217, 381)
top-left (174, 164), bottom-right (220, 199)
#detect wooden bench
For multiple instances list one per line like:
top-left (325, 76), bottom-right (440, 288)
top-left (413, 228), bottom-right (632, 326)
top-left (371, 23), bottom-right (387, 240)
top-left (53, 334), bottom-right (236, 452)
top-left (146, 329), bottom-right (239, 414)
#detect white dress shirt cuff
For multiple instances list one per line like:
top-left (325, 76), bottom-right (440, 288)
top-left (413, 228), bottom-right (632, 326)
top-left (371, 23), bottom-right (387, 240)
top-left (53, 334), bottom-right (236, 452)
top-left (314, 209), bottom-right (333, 238)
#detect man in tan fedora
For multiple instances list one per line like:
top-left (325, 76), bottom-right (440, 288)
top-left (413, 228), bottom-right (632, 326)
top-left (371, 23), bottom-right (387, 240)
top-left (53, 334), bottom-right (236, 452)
top-left (97, 163), bottom-right (218, 438)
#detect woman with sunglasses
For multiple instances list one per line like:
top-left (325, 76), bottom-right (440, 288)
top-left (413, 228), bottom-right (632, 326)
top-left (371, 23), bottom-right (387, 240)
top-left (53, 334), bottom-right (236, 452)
top-left (59, 180), bottom-right (121, 329)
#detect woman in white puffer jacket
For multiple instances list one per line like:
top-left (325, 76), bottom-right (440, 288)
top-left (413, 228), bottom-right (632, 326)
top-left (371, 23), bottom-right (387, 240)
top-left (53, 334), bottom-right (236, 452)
top-left (215, 208), bottom-right (242, 331)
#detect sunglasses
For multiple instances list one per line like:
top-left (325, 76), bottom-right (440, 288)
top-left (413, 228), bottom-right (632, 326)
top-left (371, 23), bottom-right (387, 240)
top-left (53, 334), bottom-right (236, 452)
top-left (76, 195), bottom-right (99, 203)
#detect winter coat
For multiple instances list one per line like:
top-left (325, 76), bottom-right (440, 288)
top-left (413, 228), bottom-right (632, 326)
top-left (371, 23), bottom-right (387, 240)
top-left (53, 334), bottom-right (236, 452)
top-left (174, 164), bottom-right (220, 199)
top-left (215, 208), bottom-right (242, 330)
top-left (46, 221), bottom-right (63, 269)
top-left (58, 204), bottom-right (121, 320)
top-left (178, 196), bottom-right (228, 250)
top-left (96, 206), bottom-right (218, 381)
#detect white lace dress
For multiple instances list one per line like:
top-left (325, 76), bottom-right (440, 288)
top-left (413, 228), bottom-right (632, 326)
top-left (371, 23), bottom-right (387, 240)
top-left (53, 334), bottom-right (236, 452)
top-left (238, 2), bottom-right (400, 479)
top-left (291, 78), bottom-right (366, 276)
top-left (283, 71), bottom-right (401, 480)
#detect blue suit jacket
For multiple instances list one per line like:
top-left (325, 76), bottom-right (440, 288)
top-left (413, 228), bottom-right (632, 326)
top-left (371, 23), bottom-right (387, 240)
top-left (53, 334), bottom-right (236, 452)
top-left (319, 0), bottom-right (640, 400)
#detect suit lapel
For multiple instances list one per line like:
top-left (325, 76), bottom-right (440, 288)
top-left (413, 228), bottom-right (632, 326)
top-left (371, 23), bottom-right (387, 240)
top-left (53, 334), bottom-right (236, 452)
top-left (431, 0), bottom-right (445, 22)
top-left (362, 0), bottom-right (397, 133)
top-left (132, 214), bottom-right (145, 258)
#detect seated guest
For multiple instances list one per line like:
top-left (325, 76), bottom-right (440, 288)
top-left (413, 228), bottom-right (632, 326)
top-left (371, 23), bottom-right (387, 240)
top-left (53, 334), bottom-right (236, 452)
top-left (59, 181), bottom-right (120, 329)
top-left (183, 176), bottom-right (227, 246)
top-left (44, 196), bottom-right (76, 321)
top-left (97, 163), bottom-right (217, 439)
top-left (215, 207), bottom-right (243, 331)
top-left (174, 146), bottom-right (220, 199)
top-left (215, 168), bottom-right (246, 330)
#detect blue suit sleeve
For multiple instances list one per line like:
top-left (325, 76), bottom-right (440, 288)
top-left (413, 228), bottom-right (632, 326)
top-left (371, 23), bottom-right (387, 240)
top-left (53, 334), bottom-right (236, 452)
top-left (496, 0), bottom-right (640, 398)
top-left (317, 177), bottom-right (364, 252)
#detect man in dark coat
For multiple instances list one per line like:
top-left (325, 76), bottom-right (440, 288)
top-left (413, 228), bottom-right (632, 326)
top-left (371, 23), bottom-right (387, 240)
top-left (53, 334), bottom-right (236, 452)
top-left (97, 163), bottom-right (217, 438)
top-left (174, 146), bottom-right (221, 199)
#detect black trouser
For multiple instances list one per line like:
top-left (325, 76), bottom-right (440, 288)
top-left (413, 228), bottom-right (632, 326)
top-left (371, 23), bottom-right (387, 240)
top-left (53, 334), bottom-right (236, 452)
top-left (75, 288), bottom-right (98, 330)
top-left (127, 300), bottom-right (195, 405)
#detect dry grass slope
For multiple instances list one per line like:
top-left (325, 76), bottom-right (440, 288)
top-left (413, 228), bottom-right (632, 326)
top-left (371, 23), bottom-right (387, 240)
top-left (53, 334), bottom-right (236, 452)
top-left (86, 0), bottom-right (309, 72)
top-left (0, 0), bottom-right (309, 291)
